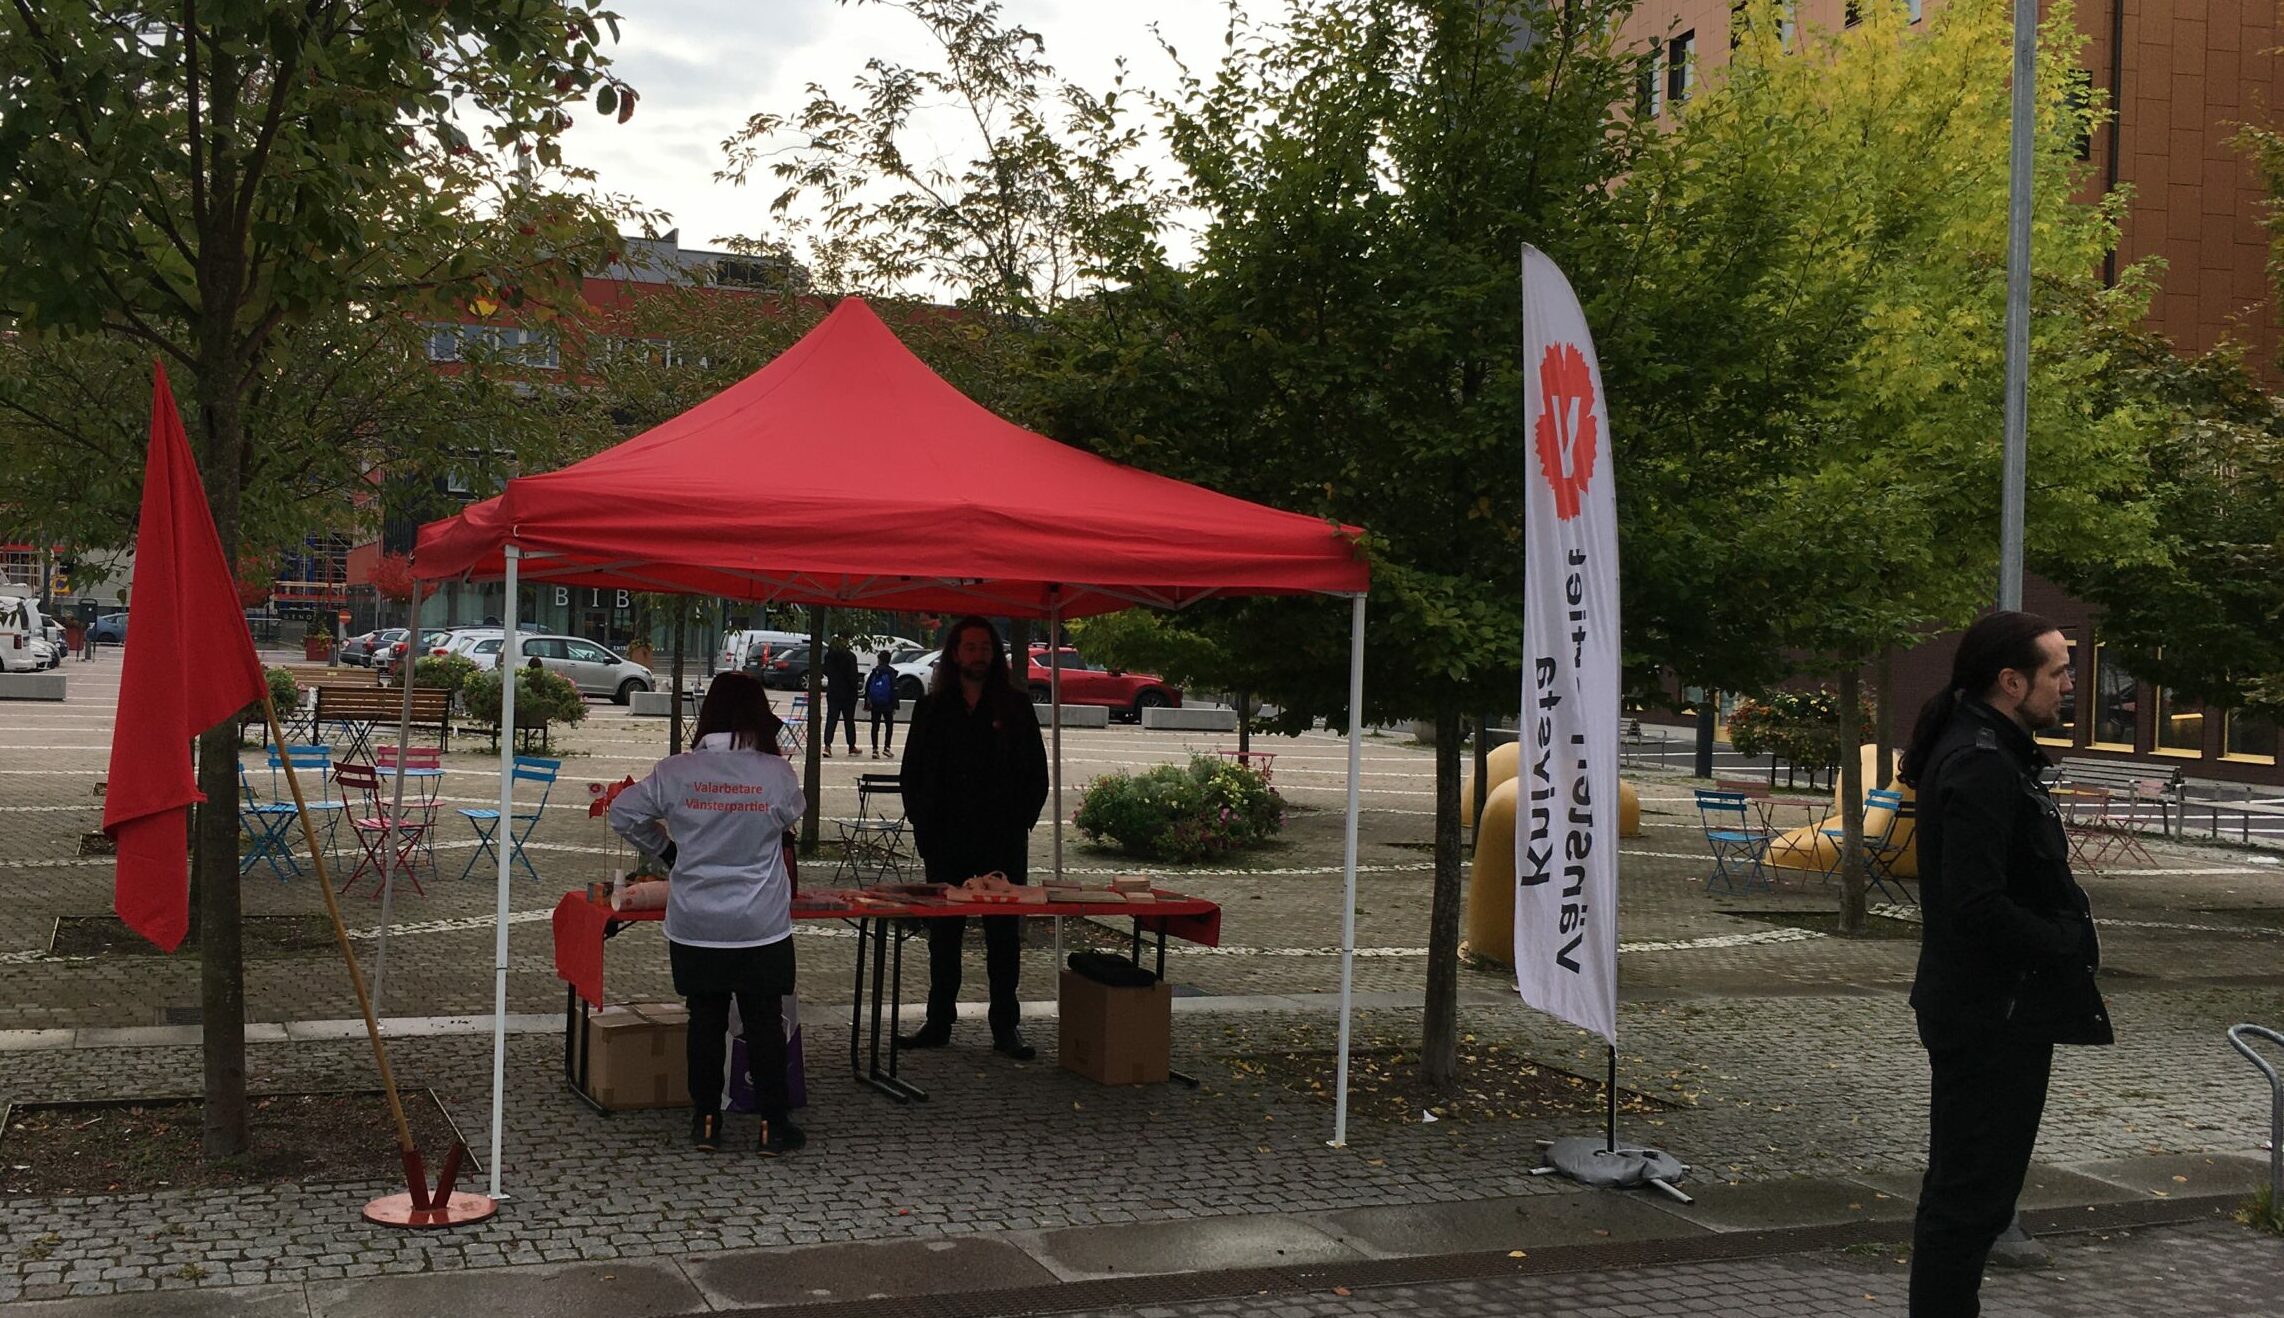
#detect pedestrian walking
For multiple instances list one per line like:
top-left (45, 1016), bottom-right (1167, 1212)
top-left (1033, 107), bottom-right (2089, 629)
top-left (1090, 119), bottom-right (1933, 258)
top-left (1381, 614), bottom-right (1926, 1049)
top-left (864, 649), bottom-right (899, 758)
top-left (1897, 610), bottom-right (2111, 1317)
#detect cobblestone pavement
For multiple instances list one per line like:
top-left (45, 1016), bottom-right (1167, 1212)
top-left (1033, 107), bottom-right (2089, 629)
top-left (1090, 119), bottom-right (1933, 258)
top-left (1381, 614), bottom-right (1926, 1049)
top-left (2, 657), bottom-right (2282, 1305)
top-left (1049, 1220), bottom-right (2284, 1318)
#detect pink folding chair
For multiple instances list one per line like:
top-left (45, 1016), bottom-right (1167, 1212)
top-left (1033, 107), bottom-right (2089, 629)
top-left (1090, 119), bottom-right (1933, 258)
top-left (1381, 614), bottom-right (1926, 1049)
top-left (335, 761), bottom-right (430, 898)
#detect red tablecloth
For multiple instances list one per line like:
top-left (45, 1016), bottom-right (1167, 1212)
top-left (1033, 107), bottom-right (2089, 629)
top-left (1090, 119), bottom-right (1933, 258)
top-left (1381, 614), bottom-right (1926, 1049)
top-left (553, 886), bottom-right (1222, 1008)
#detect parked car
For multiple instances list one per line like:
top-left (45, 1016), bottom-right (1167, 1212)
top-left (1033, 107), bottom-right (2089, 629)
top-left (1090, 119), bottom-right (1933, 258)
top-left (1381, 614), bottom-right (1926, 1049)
top-left (91, 612), bottom-right (128, 644)
top-left (747, 643), bottom-right (813, 691)
top-left (340, 627), bottom-right (405, 667)
top-left (717, 628), bottom-right (812, 674)
top-left (0, 595), bottom-right (49, 672)
top-left (376, 628), bottom-right (456, 677)
top-left (887, 647), bottom-right (941, 701)
top-left (453, 629), bottom-right (655, 703)
top-left (1025, 645), bottom-right (1180, 720)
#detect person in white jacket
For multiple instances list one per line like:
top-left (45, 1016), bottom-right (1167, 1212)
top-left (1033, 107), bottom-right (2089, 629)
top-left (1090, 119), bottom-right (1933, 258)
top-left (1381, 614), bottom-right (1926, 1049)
top-left (610, 671), bottom-right (809, 1154)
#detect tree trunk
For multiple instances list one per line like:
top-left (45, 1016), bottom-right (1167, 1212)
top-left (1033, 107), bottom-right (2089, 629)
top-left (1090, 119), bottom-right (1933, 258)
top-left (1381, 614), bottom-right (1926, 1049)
top-left (194, 357), bottom-right (249, 1158)
top-left (1006, 618), bottom-right (1031, 695)
top-left (1874, 646), bottom-right (1895, 789)
top-left (801, 609), bottom-right (825, 857)
top-left (1421, 698), bottom-right (1465, 1090)
top-left (1693, 698), bottom-right (1716, 779)
top-left (1836, 667), bottom-right (1869, 936)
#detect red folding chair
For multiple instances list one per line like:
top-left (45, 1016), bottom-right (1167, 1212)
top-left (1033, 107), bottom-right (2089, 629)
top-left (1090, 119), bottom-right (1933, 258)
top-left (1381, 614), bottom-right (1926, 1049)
top-left (376, 743), bottom-right (445, 877)
top-left (335, 761), bottom-right (430, 898)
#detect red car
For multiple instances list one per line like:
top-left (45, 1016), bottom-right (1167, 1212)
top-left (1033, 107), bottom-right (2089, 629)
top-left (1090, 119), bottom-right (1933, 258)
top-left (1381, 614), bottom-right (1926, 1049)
top-left (1025, 645), bottom-right (1181, 721)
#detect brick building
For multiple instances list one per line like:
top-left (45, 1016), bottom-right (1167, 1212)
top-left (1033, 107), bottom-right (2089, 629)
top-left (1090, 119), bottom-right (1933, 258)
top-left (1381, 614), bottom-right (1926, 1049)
top-left (1624, 1), bottom-right (2284, 782)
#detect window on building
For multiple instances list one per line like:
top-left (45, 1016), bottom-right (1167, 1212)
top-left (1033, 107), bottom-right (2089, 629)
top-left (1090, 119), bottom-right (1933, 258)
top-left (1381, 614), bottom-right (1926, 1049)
top-left (2090, 645), bottom-right (2136, 749)
top-left (1844, 1), bottom-right (1862, 26)
top-left (1666, 32), bottom-right (1694, 107)
top-left (2153, 687), bottom-right (2205, 756)
top-left (426, 325), bottom-right (462, 362)
top-left (1636, 56), bottom-right (1661, 118)
top-left (1907, 0), bottom-right (1924, 20)
top-left (1730, 2), bottom-right (1747, 50)
top-left (1781, 3), bottom-right (1798, 46)
top-left (2223, 710), bottom-right (2277, 764)
top-left (2035, 635), bottom-right (2080, 747)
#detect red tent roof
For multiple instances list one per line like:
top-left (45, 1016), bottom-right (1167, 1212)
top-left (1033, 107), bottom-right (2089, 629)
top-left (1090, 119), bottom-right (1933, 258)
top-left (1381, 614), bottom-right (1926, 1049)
top-left (413, 298), bottom-right (1366, 617)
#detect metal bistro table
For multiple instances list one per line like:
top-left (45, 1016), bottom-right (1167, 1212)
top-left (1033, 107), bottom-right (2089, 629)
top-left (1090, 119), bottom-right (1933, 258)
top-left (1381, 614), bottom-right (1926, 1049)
top-left (550, 885), bottom-right (1222, 1112)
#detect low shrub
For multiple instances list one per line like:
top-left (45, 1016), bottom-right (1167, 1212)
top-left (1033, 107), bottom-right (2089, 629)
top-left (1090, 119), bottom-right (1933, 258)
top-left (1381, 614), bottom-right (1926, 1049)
top-left (385, 653), bottom-right (478, 699)
top-left (461, 666), bottom-right (587, 737)
top-left (1725, 689), bottom-right (1874, 771)
top-left (1074, 754), bottom-right (1284, 862)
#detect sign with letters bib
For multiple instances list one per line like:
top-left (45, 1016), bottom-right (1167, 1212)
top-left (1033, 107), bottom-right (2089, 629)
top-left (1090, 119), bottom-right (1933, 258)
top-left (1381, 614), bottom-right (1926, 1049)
top-left (1516, 244), bottom-right (1620, 1045)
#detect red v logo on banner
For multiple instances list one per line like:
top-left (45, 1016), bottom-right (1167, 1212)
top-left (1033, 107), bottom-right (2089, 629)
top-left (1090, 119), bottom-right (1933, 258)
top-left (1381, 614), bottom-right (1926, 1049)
top-left (1533, 343), bottom-right (1598, 521)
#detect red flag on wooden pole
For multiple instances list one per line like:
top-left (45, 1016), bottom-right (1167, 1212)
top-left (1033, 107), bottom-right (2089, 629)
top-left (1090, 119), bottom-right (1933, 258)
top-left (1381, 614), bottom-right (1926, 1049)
top-left (102, 363), bottom-right (268, 951)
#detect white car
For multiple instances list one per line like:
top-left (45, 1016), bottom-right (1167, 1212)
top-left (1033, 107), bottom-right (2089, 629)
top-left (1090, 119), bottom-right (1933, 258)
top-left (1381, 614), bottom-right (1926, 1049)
top-left (887, 647), bottom-right (943, 701)
top-left (451, 629), bottom-right (655, 704)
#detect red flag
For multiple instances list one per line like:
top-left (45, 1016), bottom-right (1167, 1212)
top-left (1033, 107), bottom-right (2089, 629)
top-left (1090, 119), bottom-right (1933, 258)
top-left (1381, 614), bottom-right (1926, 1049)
top-left (103, 364), bottom-right (268, 951)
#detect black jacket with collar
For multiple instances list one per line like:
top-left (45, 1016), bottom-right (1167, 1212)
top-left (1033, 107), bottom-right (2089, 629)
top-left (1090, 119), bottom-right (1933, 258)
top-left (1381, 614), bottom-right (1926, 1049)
top-left (1907, 698), bottom-right (2112, 1047)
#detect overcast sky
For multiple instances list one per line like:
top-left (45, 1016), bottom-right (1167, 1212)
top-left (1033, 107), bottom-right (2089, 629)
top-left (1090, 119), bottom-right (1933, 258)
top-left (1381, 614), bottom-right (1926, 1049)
top-left (556, 0), bottom-right (1249, 263)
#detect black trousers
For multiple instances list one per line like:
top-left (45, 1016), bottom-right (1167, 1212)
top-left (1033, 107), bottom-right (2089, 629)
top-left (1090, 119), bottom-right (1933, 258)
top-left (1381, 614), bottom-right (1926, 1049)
top-left (918, 835), bottom-right (1027, 1038)
top-left (825, 697), bottom-right (857, 749)
top-left (686, 987), bottom-right (789, 1121)
top-left (869, 705), bottom-right (896, 752)
top-left (671, 939), bottom-right (794, 1122)
top-left (1910, 1028), bottom-right (2054, 1317)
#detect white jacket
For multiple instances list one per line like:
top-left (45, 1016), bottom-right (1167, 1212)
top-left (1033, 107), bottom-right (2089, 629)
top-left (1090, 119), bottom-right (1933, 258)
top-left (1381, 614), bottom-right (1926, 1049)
top-left (609, 733), bottom-right (805, 948)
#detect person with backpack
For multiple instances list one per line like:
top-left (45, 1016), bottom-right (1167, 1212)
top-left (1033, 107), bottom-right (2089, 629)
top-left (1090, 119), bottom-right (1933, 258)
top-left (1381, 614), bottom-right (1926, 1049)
top-left (864, 650), bottom-right (900, 758)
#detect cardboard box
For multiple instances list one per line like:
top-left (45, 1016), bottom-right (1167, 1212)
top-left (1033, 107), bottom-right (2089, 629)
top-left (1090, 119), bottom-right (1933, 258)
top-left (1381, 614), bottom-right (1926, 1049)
top-left (576, 1001), bottom-right (690, 1110)
top-left (1057, 968), bottom-right (1172, 1086)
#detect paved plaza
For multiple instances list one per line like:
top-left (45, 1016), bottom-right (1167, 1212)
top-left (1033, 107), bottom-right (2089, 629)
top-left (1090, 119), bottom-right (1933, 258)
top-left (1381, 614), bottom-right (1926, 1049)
top-left (1, 656), bottom-right (2280, 1312)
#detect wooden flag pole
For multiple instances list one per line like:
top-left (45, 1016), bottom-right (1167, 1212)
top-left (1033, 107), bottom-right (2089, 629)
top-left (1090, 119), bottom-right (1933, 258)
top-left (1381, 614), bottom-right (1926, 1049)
top-left (257, 692), bottom-right (494, 1228)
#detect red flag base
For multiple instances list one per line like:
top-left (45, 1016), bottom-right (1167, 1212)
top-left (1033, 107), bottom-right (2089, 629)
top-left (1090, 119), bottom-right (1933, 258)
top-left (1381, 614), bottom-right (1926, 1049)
top-left (361, 1190), bottom-right (498, 1229)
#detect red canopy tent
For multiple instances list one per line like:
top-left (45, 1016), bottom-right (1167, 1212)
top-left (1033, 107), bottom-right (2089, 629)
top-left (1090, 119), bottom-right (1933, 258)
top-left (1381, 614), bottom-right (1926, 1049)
top-left (408, 296), bottom-right (1376, 1190)
top-left (413, 297), bottom-right (1365, 614)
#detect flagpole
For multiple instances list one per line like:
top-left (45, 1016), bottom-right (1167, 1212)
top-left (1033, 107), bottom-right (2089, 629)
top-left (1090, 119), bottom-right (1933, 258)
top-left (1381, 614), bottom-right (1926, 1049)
top-left (259, 693), bottom-right (487, 1224)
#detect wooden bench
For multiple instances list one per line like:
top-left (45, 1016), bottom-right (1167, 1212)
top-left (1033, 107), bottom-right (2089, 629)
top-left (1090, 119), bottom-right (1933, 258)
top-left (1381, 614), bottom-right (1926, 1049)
top-left (2049, 756), bottom-right (2183, 836)
top-left (314, 684), bottom-right (453, 760)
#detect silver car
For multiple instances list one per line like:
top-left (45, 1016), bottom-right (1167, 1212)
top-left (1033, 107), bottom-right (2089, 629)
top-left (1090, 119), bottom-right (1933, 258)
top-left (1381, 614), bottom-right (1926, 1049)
top-left (456, 630), bottom-right (655, 704)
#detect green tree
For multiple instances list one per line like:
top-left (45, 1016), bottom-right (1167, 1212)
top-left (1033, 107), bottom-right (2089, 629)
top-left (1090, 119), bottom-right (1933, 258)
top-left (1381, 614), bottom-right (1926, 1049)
top-left (1042, 0), bottom-right (1655, 1087)
top-left (0, 1), bottom-right (638, 1156)
top-left (1605, 0), bottom-right (2158, 931)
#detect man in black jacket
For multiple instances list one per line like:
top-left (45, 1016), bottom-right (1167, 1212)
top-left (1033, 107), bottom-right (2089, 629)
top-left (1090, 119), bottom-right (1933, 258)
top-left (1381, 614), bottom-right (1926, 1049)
top-left (821, 634), bottom-right (861, 757)
top-left (897, 617), bottom-right (1049, 1058)
top-left (1897, 611), bottom-right (2111, 1317)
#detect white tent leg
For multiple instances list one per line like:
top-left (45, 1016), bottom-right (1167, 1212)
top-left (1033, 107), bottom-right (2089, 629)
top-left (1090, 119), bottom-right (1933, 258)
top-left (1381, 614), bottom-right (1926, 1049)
top-left (488, 546), bottom-right (521, 1199)
top-left (1331, 592), bottom-right (1365, 1148)
top-left (1050, 589), bottom-right (1063, 967)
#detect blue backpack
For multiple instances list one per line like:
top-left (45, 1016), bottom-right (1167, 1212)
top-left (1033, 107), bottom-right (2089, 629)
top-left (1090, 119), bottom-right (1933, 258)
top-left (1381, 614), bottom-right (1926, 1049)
top-left (865, 666), bottom-right (897, 710)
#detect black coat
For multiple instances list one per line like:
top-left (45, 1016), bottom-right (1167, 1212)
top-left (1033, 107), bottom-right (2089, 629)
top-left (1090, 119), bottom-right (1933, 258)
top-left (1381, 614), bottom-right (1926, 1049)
top-left (1909, 699), bottom-right (2112, 1047)
top-left (822, 644), bottom-right (861, 702)
top-left (898, 682), bottom-right (1049, 877)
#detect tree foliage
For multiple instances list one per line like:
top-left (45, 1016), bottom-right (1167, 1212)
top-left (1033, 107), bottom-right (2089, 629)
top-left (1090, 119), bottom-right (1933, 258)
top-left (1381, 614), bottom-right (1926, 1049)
top-left (0, 0), bottom-right (642, 1156)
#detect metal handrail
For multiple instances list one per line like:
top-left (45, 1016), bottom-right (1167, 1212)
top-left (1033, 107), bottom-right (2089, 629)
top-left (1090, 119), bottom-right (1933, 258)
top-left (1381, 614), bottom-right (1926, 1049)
top-left (2226, 1023), bottom-right (2284, 1207)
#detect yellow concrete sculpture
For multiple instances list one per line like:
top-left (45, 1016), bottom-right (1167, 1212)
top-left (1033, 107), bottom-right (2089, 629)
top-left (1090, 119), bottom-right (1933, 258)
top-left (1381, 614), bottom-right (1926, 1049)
top-left (1464, 776), bottom-right (1642, 969)
top-left (1461, 741), bottom-right (1520, 828)
top-left (1765, 745), bottom-right (1920, 878)
top-left (1466, 777), bottom-right (1520, 962)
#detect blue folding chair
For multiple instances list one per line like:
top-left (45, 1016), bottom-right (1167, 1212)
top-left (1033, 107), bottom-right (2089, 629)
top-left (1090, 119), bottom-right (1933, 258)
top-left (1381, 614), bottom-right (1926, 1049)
top-left (458, 755), bottom-right (560, 882)
top-left (1819, 787), bottom-right (1904, 892)
top-left (267, 744), bottom-right (346, 860)
top-left (237, 763), bottom-right (304, 881)
top-left (1695, 788), bottom-right (1772, 893)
